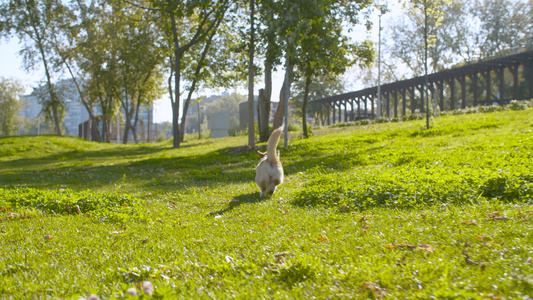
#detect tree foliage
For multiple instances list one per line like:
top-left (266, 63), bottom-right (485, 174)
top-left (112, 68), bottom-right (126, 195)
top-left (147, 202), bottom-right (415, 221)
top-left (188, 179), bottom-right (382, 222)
top-left (151, 0), bottom-right (234, 148)
top-left (287, 0), bottom-right (374, 137)
top-left (0, 77), bottom-right (24, 136)
top-left (0, 0), bottom-right (69, 135)
top-left (389, 0), bottom-right (533, 77)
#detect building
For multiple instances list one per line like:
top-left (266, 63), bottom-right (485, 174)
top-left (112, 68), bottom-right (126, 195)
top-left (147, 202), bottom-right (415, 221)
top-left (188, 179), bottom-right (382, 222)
top-left (19, 80), bottom-right (90, 136)
top-left (19, 79), bottom-right (154, 142)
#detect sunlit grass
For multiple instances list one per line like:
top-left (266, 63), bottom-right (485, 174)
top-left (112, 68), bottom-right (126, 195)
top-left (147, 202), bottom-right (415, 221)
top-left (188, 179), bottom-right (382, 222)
top-left (0, 106), bottom-right (532, 299)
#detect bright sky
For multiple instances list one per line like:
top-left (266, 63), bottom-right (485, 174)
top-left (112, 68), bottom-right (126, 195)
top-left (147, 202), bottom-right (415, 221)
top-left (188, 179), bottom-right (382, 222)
top-left (0, 2), bottom-right (397, 123)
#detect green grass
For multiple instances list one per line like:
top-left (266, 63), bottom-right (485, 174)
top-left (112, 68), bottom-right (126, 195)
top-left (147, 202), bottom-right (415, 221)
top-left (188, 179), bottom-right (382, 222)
top-left (1, 107), bottom-right (533, 299)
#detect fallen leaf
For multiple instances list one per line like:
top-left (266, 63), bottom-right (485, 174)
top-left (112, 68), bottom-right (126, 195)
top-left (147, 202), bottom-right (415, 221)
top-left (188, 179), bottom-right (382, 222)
top-left (393, 216), bottom-right (409, 221)
top-left (230, 198), bottom-right (239, 203)
top-left (0, 207), bottom-right (12, 212)
top-left (361, 282), bottom-right (385, 298)
top-left (359, 215), bottom-right (372, 223)
top-left (488, 217), bottom-right (511, 221)
top-left (75, 205), bottom-right (82, 215)
top-left (289, 235), bottom-right (296, 241)
top-left (462, 251), bottom-right (479, 265)
top-left (527, 257), bottom-right (532, 264)
top-left (274, 251), bottom-right (289, 264)
top-left (43, 235), bottom-right (55, 240)
top-left (140, 238), bottom-right (150, 244)
top-left (487, 211), bottom-right (500, 218)
top-left (361, 282), bottom-right (380, 291)
top-left (341, 204), bottom-right (348, 212)
top-left (263, 220), bottom-right (271, 226)
top-left (385, 242), bottom-right (416, 249)
top-left (460, 220), bottom-right (477, 225)
top-left (317, 236), bottom-right (329, 243)
top-left (464, 242), bottom-right (472, 248)
top-left (417, 244), bottom-right (435, 253)
top-left (476, 235), bottom-right (490, 241)
top-left (274, 251), bottom-right (289, 257)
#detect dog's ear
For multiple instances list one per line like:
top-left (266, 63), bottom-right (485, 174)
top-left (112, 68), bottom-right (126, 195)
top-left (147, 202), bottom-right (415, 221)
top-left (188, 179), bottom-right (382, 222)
top-left (257, 150), bottom-right (266, 158)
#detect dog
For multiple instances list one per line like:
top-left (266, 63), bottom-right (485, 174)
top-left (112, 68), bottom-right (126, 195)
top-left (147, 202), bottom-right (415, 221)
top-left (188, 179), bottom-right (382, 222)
top-left (255, 127), bottom-right (284, 197)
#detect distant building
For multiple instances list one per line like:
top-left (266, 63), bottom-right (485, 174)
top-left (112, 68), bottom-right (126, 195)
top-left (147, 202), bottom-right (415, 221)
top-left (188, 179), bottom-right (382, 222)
top-left (208, 112), bottom-right (231, 138)
top-left (19, 79), bottom-right (154, 142)
top-left (19, 79), bottom-right (91, 136)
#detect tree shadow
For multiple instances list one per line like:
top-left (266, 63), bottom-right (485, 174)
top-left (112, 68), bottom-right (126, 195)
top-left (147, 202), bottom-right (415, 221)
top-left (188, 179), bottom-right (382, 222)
top-left (207, 192), bottom-right (268, 217)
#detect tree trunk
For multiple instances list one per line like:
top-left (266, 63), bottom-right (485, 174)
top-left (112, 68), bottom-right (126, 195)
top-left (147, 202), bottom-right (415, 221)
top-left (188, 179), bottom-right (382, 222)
top-left (273, 63), bottom-right (293, 129)
top-left (258, 58), bottom-right (273, 142)
top-left (132, 93), bottom-right (143, 144)
top-left (122, 117), bottom-right (131, 144)
top-left (39, 40), bottom-right (62, 136)
top-left (170, 9), bottom-right (181, 148)
top-left (247, 0), bottom-right (256, 148)
top-left (302, 75), bottom-right (311, 138)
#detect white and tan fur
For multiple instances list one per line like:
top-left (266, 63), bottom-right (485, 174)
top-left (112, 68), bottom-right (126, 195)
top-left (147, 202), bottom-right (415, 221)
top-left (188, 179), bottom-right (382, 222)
top-left (255, 127), bottom-right (284, 197)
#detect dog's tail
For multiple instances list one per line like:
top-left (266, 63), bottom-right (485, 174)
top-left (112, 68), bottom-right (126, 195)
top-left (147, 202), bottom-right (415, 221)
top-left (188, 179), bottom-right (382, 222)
top-left (266, 127), bottom-right (283, 163)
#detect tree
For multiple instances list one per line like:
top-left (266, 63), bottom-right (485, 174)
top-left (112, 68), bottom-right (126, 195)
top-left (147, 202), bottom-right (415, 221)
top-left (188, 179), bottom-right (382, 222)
top-left (389, 0), bottom-right (532, 75)
top-left (177, 5), bottom-right (246, 143)
top-left (112, 1), bottom-right (165, 143)
top-left (473, 0), bottom-right (532, 57)
top-left (0, 0), bottom-right (68, 135)
top-left (0, 77), bottom-right (24, 136)
top-left (247, 0), bottom-right (255, 148)
top-left (291, 74), bottom-right (345, 126)
top-left (288, 0), bottom-right (374, 138)
top-left (52, 0), bottom-right (103, 142)
top-left (256, 0), bottom-right (283, 142)
top-left (389, 0), bottom-right (451, 77)
top-left (152, 0), bottom-right (233, 148)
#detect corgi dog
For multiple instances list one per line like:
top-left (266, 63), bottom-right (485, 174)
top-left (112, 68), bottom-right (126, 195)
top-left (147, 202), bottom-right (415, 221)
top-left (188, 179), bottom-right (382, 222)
top-left (255, 127), bottom-right (284, 197)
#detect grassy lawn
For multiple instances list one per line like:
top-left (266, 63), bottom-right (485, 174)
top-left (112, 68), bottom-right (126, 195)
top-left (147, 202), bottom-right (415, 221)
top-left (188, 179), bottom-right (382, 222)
top-left (1, 106), bottom-right (532, 299)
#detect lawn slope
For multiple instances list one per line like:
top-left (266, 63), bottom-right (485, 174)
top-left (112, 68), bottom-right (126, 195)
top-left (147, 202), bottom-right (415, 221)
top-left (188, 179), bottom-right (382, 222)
top-left (1, 107), bottom-right (532, 299)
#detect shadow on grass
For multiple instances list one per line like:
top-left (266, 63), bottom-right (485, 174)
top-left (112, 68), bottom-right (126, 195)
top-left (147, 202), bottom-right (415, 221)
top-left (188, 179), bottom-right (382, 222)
top-left (207, 192), bottom-right (267, 216)
top-left (0, 139), bottom-right (379, 194)
top-left (2, 145), bottom-right (167, 169)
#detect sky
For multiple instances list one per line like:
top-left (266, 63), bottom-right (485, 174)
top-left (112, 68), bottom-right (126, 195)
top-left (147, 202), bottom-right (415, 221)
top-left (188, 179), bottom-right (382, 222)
top-left (0, 2), bottom-right (399, 123)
